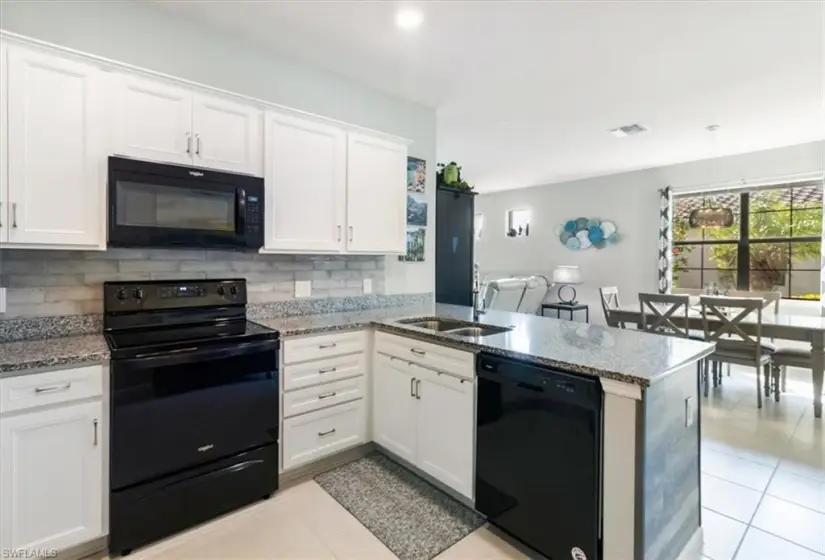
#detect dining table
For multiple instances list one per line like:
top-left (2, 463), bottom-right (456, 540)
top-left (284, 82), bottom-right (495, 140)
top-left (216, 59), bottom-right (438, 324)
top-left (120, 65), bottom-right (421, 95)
top-left (610, 303), bottom-right (825, 419)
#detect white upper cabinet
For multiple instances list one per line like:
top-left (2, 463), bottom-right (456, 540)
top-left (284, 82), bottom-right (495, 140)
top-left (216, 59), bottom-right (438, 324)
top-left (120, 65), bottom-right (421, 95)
top-left (0, 401), bottom-right (103, 552)
top-left (263, 112), bottom-right (346, 253)
top-left (192, 93), bottom-right (262, 175)
top-left (6, 45), bottom-right (105, 247)
top-left (111, 73), bottom-right (193, 166)
top-left (0, 41), bottom-right (8, 244)
top-left (346, 133), bottom-right (407, 254)
top-left (111, 74), bottom-right (263, 175)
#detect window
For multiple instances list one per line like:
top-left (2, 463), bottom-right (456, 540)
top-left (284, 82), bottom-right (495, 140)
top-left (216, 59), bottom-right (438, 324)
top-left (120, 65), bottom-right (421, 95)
top-left (507, 209), bottom-right (530, 237)
top-left (673, 181), bottom-right (823, 300)
top-left (474, 213), bottom-right (484, 240)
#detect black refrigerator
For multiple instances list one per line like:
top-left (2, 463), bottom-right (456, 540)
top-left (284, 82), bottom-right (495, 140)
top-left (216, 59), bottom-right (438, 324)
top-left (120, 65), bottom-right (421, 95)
top-left (435, 186), bottom-right (477, 306)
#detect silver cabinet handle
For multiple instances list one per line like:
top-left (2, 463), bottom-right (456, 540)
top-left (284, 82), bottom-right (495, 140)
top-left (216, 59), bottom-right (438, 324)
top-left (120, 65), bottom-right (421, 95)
top-left (93, 419), bottom-right (99, 446)
top-left (186, 132), bottom-right (192, 154)
top-left (318, 429), bottom-right (336, 437)
top-left (318, 392), bottom-right (337, 400)
top-left (318, 366), bottom-right (337, 374)
top-left (0, 202), bottom-right (3, 228)
top-left (319, 342), bottom-right (337, 349)
top-left (196, 133), bottom-right (201, 156)
top-left (416, 379), bottom-right (421, 400)
top-left (12, 203), bottom-right (17, 228)
top-left (34, 382), bottom-right (72, 394)
top-left (337, 225), bottom-right (342, 242)
top-left (410, 348), bottom-right (426, 356)
top-left (348, 225), bottom-right (353, 242)
top-left (410, 377), bottom-right (416, 397)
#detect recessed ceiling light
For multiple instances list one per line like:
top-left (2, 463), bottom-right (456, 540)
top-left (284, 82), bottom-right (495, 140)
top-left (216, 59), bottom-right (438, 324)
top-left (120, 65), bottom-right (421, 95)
top-left (395, 8), bottom-right (424, 31)
top-left (610, 124), bottom-right (649, 138)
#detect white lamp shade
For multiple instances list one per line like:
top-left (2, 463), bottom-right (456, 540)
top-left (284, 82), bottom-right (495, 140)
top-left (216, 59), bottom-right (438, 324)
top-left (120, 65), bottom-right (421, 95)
top-left (552, 265), bottom-right (582, 284)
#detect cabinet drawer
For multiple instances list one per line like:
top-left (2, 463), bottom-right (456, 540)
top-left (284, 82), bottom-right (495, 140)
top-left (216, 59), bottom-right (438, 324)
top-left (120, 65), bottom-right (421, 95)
top-left (283, 352), bottom-right (365, 391)
top-left (375, 332), bottom-right (474, 379)
top-left (0, 365), bottom-right (103, 414)
top-left (282, 400), bottom-right (365, 470)
top-left (283, 376), bottom-right (365, 418)
top-left (284, 330), bottom-right (365, 364)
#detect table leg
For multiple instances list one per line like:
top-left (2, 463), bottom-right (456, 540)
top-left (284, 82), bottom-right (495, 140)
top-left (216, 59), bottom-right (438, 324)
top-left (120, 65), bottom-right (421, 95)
top-left (810, 333), bottom-right (824, 419)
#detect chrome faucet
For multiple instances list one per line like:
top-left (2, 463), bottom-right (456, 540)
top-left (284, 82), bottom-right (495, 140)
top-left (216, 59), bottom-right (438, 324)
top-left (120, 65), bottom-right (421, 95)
top-left (472, 263), bottom-right (485, 321)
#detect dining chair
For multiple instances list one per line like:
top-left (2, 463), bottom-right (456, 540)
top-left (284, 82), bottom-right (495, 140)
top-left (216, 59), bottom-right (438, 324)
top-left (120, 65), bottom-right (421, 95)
top-left (719, 291), bottom-right (781, 377)
top-left (638, 293), bottom-right (691, 338)
top-left (699, 296), bottom-right (774, 408)
top-left (599, 286), bottom-right (624, 328)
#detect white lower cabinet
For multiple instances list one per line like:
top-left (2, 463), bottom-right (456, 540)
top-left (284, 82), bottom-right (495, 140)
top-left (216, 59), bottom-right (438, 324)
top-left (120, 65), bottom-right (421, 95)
top-left (0, 400), bottom-right (103, 553)
top-left (372, 352), bottom-right (475, 500)
top-left (282, 400), bottom-right (365, 471)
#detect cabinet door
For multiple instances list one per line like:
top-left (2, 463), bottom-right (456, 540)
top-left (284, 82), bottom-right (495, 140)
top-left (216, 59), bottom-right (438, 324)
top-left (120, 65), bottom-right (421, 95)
top-left (0, 401), bottom-right (103, 552)
top-left (193, 93), bottom-right (262, 175)
top-left (0, 41), bottom-right (8, 244)
top-left (372, 354), bottom-right (418, 464)
top-left (111, 73), bottom-right (193, 166)
top-left (416, 370), bottom-right (475, 500)
top-left (6, 46), bottom-right (105, 247)
top-left (345, 133), bottom-right (407, 253)
top-left (263, 113), bottom-right (345, 252)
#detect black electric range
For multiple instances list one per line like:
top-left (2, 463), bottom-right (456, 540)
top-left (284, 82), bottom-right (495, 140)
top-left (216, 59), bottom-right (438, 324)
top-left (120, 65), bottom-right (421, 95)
top-left (104, 279), bottom-right (280, 556)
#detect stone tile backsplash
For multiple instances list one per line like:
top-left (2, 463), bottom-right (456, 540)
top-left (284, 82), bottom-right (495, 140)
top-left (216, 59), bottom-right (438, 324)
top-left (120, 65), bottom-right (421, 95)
top-left (0, 249), bottom-right (385, 318)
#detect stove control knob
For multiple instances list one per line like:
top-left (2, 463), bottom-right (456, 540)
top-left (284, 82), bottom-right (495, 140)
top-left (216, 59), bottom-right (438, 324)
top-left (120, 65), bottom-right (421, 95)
top-left (133, 288), bottom-right (144, 300)
top-left (116, 289), bottom-right (128, 301)
top-left (217, 285), bottom-right (227, 296)
top-left (229, 285), bottom-right (238, 296)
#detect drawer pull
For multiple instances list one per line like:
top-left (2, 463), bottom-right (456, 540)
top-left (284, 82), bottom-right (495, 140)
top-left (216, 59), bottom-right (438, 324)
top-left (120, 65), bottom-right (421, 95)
top-left (318, 392), bottom-right (337, 400)
top-left (410, 348), bottom-right (426, 356)
top-left (319, 342), bottom-right (338, 349)
top-left (319, 366), bottom-right (337, 374)
top-left (318, 428), bottom-right (337, 437)
top-left (34, 382), bottom-right (72, 394)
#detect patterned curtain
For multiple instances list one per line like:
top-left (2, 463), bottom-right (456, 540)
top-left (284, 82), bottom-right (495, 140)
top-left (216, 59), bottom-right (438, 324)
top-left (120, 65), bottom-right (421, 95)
top-left (658, 187), bottom-right (673, 294)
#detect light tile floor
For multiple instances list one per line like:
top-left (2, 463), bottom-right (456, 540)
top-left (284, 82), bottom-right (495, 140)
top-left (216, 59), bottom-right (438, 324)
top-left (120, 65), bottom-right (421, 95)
top-left (97, 365), bottom-right (823, 560)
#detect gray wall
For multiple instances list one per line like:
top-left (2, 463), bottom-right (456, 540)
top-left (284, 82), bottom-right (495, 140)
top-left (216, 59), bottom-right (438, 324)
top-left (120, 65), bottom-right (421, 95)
top-left (0, 0), bottom-right (437, 298)
top-left (0, 250), bottom-right (383, 318)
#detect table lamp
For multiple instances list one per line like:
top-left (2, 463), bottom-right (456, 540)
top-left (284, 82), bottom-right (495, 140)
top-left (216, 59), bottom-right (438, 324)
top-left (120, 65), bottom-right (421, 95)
top-left (553, 265), bottom-right (582, 305)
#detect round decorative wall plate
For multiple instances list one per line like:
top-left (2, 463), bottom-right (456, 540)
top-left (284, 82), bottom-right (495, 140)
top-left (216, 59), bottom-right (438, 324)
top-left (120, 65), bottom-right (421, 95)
top-left (555, 218), bottom-right (619, 250)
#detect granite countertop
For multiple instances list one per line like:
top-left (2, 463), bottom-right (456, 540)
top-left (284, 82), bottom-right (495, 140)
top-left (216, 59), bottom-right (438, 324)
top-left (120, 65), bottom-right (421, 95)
top-left (0, 303), bottom-right (714, 387)
top-left (0, 334), bottom-right (110, 378)
top-left (371, 304), bottom-right (715, 387)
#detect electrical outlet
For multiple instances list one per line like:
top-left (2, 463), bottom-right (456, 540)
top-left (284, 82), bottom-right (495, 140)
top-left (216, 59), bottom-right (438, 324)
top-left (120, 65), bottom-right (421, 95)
top-left (363, 278), bottom-right (372, 294)
top-left (685, 396), bottom-right (696, 427)
top-left (295, 280), bottom-right (311, 298)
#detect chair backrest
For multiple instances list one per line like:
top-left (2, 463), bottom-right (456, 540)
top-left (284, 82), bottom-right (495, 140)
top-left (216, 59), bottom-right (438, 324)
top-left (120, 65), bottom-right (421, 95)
top-left (699, 296), bottom-right (764, 356)
top-left (673, 287), bottom-right (703, 296)
top-left (725, 290), bottom-right (781, 315)
top-left (638, 293), bottom-right (691, 338)
top-left (599, 286), bottom-right (621, 326)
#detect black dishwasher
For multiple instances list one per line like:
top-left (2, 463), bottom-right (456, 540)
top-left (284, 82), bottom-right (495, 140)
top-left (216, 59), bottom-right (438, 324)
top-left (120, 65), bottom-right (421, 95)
top-left (475, 353), bottom-right (603, 560)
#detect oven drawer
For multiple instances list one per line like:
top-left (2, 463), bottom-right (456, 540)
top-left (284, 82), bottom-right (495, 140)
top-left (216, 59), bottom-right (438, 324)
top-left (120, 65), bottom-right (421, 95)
top-left (375, 331), bottom-right (474, 380)
top-left (283, 330), bottom-right (365, 364)
top-left (283, 376), bottom-right (365, 418)
top-left (0, 365), bottom-right (104, 414)
top-left (283, 352), bottom-right (365, 391)
top-left (282, 400), bottom-right (365, 470)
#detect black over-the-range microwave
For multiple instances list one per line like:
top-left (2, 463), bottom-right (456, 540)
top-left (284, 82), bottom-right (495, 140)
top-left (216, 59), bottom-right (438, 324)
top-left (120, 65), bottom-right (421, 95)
top-left (107, 157), bottom-right (264, 250)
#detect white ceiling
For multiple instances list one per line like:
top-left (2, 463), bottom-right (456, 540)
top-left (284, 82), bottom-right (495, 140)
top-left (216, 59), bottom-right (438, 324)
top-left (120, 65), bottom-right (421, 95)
top-left (147, 0), bottom-right (825, 192)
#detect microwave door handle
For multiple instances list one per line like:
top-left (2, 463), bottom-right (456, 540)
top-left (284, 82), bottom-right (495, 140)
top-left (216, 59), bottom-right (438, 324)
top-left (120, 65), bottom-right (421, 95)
top-left (237, 188), bottom-right (247, 235)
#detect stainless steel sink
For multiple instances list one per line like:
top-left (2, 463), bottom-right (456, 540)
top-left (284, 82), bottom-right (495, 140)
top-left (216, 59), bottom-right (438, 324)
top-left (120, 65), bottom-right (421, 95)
top-left (396, 318), bottom-right (471, 331)
top-left (445, 325), bottom-right (513, 337)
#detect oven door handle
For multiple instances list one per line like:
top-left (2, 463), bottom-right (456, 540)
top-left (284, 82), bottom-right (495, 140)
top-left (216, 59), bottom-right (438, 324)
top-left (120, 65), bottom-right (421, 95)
top-left (118, 339), bottom-right (279, 369)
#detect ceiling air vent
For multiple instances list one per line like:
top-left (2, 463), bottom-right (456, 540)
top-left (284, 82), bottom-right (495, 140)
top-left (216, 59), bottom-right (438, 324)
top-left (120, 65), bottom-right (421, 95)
top-left (610, 124), bottom-right (649, 138)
